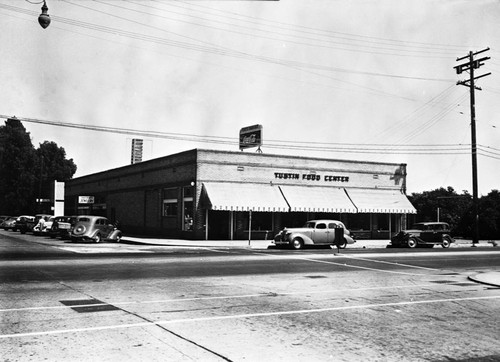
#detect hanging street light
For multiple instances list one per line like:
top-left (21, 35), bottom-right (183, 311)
top-left (37, 0), bottom-right (50, 29)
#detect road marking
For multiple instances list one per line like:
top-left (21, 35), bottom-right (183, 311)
top-left (252, 251), bottom-right (440, 276)
top-left (1, 295), bottom-right (499, 339)
top-left (0, 283), bottom-right (445, 313)
top-left (342, 255), bottom-right (440, 271)
top-left (55, 247), bottom-right (154, 253)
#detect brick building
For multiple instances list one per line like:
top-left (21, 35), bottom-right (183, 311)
top-left (65, 149), bottom-right (416, 240)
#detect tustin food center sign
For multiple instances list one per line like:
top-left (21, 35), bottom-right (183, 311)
top-left (274, 172), bottom-right (349, 183)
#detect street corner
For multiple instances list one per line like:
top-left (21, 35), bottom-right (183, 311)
top-left (468, 271), bottom-right (500, 288)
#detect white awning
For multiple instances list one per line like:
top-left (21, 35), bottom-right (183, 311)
top-left (202, 182), bottom-right (289, 212)
top-left (346, 189), bottom-right (416, 214)
top-left (278, 186), bottom-right (357, 213)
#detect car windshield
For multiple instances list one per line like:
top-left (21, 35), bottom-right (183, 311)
top-left (78, 217), bottom-right (91, 223)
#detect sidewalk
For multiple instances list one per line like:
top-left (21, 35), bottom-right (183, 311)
top-left (122, 236), bottom-right (498, 250)
top-left (468, 272), bottom-right (500, 287)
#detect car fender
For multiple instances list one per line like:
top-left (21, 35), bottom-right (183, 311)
top-left (442, 234), bottom-right (455, 242)
top-left (108, 229), bottom-right (122, 240)
top-left (287, 232), bottom-right (314, 245)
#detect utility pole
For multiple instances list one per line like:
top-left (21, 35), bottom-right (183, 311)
top-left (454, 48), bottom-right (491, 246)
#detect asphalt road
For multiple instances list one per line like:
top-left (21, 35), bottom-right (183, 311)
top-left (1, 230), bottom-right (500, 362)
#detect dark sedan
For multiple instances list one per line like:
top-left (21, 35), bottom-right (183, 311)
top-left (390, 222), bottom-right (454, 248)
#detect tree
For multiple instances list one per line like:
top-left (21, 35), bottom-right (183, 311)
top-left (0, 118), bottom-right (37, 214)
top-left (409, 187), bottom-right (472, 237)
top-left (0, 118), bottom-right (78, 215)
top-left (477, 190), bottom-right (500, 239)
top-left (409, 187), bottom-right (500, 239)
top-left (34, 141), bottom-right (77, 204)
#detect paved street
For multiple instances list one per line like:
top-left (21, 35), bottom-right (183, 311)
top-left (1, 230), bottom-right (500, 361)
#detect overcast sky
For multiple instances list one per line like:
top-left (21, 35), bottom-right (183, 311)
top-left (1, 0), bottom-right (499, 195)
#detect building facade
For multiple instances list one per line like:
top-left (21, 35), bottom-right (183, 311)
top-left (65, 149), bottom-right (416, 240)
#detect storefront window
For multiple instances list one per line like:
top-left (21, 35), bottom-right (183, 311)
top-left (163, 188), bottom-right (178, 217)
top-left (163, 199), bottom-right (178, 217)
top-left (182, 186), bottom-right (194, 231)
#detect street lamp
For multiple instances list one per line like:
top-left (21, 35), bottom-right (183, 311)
top-left (38, 1), bottom-right (50, 29)
top-left (26, 0), bottom-right (50, 29)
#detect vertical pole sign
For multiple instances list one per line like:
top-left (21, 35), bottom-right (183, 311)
top-left (54, 181), bottom-right (65, 216)
top-left (239, 124), bottom-right (263, 152)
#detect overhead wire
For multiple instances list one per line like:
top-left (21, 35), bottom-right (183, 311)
top-left (0, 1), bottom-right (456, 106)
top-left (170, 0), bottom-right (475, 52)
top-left (64, 1), bottom-right (454, 84)
top-left (1, 114), bottom-right (489, 157)
top-left (394, 92), bottom-right (470, 144)
top-left (127, 0), bottom-right (463, 59)
top-left (1, 2), bottom-right (496, 160)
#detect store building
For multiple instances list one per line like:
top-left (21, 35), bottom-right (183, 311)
top-left (65, 149), bottom-right (416, 240)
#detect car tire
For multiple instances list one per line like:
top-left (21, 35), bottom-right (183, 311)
top-left (290, 238), bottom-right (304, 250)
top-left (95, 233), bottom-right (101, 243)
top-left (407, 237), bottom-right (418, 248)
top-left (338, 239), bottom-right (348, 249)
top-left (442, 236), bottom-right (452, 248)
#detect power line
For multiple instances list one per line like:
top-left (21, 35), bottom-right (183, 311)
top-left (170, 0), bottom-right (476, 52)
top-left (126, 0), bottom-right (463, 59)
top-left (3, 114), bottom-right (494, 157)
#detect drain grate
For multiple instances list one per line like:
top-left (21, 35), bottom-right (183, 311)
top-left (60, 299), bottom-right (120, 313)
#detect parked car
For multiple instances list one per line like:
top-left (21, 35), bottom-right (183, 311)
top-left (15, 215), bottom-right (36, 233)
top-left (70, 216), bottom-right (122, 243)
top-left (21, 214), bottom-right (51, 235)
top-left (33, 216), bottom-right (56, 236)
top-left (273, 219), bottom-right (356, 250)
top-left (1, 216), bottom-right (18, 230)
top-left (390, 222), bottom-right (454, 248)
top-left (49, 215), bottom-right (78, 239)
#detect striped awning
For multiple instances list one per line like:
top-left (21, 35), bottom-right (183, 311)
top-left (346, 188), bottom-right (416, 214)
top-left (278, 186), bottom-right (357, 213)
top-left (202, 182), bottom-right (289, 212)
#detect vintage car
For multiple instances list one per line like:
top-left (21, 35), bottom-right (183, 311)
top-left (390, 222), bottom-right (454, 248)
top-left (49, 215), bottom-right (78, 239)
top-left (1, 216), bottom-right (17, 231)
top-left (16, 215), bottom-right (36, 234)
top-left (33, 215), bottom-right (55, 236)
top-left (70, 215), bottom-right (122, 243)
top-left (273, 219), bottom-right (356, 250)
top-left (18, 214), bottom-right (51, 234)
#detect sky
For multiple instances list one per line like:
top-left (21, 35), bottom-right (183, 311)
top-left (1, 0), bottom-right (499, 196)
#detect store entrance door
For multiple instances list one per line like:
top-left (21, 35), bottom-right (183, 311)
top-left (208, 210), bottom-right (230, 240)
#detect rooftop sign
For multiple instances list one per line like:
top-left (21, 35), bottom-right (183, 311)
top-left (239, 124), bottom-right (262, 151)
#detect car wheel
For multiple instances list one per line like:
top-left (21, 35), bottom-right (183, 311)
top-left (290, 238), bottom-right (304, 250)
top-left (407, 237), bottom-right (418, 248)
top-left (95, 233), bottom-right (101, 243)
top-left (442, 236), bottom-right (452, 248)
top-left (338, 239), bottom-right (348, 249)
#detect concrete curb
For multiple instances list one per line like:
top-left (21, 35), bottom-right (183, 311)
top-left (121, 237), bottom-right (499, 250)
top-left (468, 272), bottom-right (500, 288)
